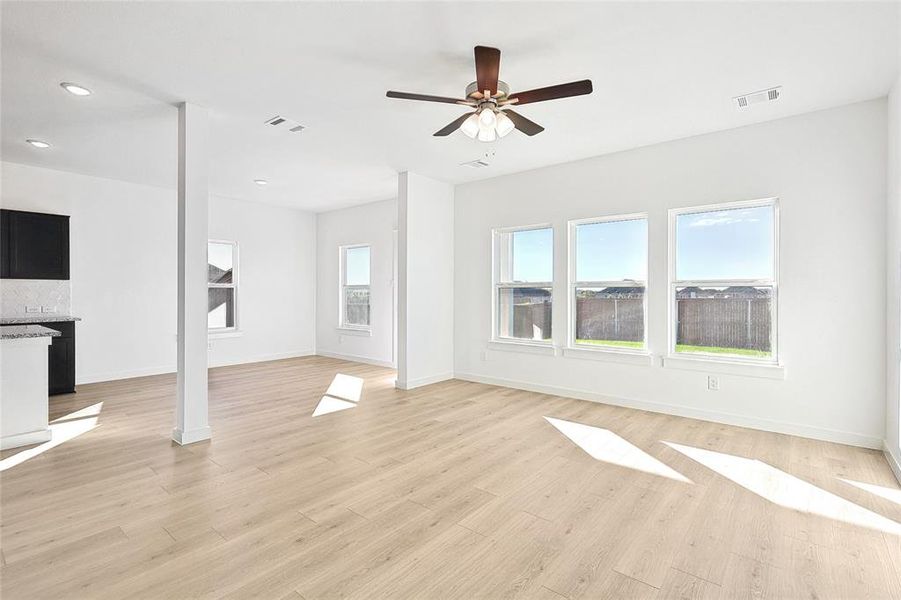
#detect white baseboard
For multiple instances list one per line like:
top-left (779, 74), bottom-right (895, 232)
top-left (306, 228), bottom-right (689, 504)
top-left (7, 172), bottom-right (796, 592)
top-left (454, 371), bottom-right (883, 450)
top-left (172, 426), bottom-right (211, 445)
top-left (884, 442), bottom-right (901, 485)
top-left (77, 350), bottom-right (316, 385)
top-left (316, 350), bottom-right (395, 368)
top-left (78, 364), bottom-right (176, 385)
top-left (209, 350), bottom-right (315, 369)
top-left (396, 372), bottom-right (455, 390)
top-left (1, 427), bottom-right (52, 450)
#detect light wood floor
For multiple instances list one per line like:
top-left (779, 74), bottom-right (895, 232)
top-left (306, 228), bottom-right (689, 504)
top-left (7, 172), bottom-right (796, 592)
top-left (2, 356), bottom-right (901, 599)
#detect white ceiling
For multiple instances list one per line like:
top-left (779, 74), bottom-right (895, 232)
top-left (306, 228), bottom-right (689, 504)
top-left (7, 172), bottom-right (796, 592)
top-left (2, 2), bottom-right (898, 212)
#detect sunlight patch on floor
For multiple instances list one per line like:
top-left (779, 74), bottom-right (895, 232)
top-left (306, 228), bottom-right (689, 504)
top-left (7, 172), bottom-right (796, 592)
top-left (665, 442), bottom-right (901, 535)
top-left (841, 478), bottom-right (901, 506)
top-left (545, 416), bottom-right (692, 483)
top-left (326, 373), bottom-right (364, 403)
top-left (1, 402), bottom-right (103, 472)
top-left (50, 401), bottom-right (103, 423)
top-left (312, 396), bottom-right (357, 417)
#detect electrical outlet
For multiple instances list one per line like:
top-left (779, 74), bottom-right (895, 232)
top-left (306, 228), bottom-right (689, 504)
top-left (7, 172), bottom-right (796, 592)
top-left (207, 341), bottom-right (213, 350)
top-left (707, 376), bottom-right (720, 391)
top-left (25, 305), bottom-right (41, 313)
top-left (41, 306), bottom-right (58, 313)
top-left (480, 351), bottom-right (488, 362)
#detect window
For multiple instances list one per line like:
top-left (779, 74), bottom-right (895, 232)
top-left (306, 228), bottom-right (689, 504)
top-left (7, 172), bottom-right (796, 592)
top-left (670, 199), bottom-right (778, 361)
top-left (208, 240), bottom-right (237, 331)
top-left (570, 215), bottom-right (648, 351)
top-left (493, 226), bottom-right (553, 342)
top-left (341, 245), bottom-right (371, 329)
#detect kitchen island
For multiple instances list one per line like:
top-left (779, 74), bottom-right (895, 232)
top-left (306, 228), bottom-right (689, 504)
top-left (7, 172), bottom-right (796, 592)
top-left (1, 325), bottom-right (59, 449)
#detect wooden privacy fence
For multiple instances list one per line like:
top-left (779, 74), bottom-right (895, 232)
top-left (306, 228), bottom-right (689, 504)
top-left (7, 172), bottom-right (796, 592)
top-left (576, 298), bottom-right (644, 342)
top-left (511, 302), bottom-right (553, 340)
top-left (676, 297), bottom-right (771, 351)
top-left (509, 295), bottom-right (771, 351)
top-left (345, 291), bottom-right (371, 325)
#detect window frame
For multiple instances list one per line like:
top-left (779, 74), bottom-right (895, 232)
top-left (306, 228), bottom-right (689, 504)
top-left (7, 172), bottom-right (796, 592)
top-left (491, 223), bottom-right (555, 346)
top-left (668, 197), bottom-right (780, 365)
top-left (339, 243), bottom-right (372, 332)
top-left (207, 239), bottom-right (239, 333)
top-left (567, 213), bottom-right (649, 355)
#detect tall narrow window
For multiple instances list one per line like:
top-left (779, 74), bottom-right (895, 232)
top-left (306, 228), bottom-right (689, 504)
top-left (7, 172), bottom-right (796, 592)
top-left (570, 215), bottom-right (647, 351)
top-left (671, 199), bottom-right (778, 361)
top-left (341, 245), bottom-right (371, 329)
top-left (208, 240), bottom-right (237, 331)
top-left (493, 226), bottom-right (553, 342)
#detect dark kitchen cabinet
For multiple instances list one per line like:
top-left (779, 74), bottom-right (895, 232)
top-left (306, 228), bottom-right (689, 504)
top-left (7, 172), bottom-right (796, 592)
top-left (47, 322), bottom-right (76, 395)
top-left (1, 209), bottom-right (70, 280)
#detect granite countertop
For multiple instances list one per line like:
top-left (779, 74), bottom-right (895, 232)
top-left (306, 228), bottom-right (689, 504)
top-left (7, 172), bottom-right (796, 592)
top-left (0, 325), bottom-right (63, 340)
top-left (0, 315), bottom-right (82, 325)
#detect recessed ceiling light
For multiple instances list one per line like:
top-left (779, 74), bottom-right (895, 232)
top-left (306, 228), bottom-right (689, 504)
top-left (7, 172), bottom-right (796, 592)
top-left (60, 82), bottom-right (92, 96)
top-left (26, 139), bottom-right (51, 149)
top-left (254, 179), bottom-right (268, 186)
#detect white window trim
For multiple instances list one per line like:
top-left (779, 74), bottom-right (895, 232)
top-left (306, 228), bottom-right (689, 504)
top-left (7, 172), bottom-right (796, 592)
top-left (567, 213), bottom-right (649, 356)
top-left (667, 197), bottom-right (780, 366)
top-left (339, 243), bottom-right (372, 332)
top-left (491, 223), bottom-right (555, 346)
top-left (208, 239), bottom-right (238, 334)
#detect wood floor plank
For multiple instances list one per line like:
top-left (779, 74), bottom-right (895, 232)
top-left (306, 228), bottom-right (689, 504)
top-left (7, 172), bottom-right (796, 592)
top-left (1, 355), bottom-right (899, 599)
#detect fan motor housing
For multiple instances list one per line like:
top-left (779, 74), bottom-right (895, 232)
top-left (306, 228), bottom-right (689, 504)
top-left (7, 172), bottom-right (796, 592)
top-left (466, 80), bottom-right (510, 100)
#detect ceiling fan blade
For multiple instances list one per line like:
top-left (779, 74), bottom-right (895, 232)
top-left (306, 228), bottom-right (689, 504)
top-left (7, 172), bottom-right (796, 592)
top-left (504, 110), bottom-right (544, 136)
top-left (386, 91), bottom-right (474, 105)
top-left (507, 79), bottom-right (593, 105)
top-left (433, 113), bottom-right (474, 136)
top-left (474, 46), bottom-right (501, 96)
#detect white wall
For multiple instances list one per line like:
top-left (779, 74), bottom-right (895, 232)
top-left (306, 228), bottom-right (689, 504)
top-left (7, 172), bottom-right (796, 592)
top-left (397, 172), bottom-right (454, 389)
top-left (315, 198), bottom-right (397, 367)
top-left (455, 100), bottom-right (887, 448)
top-left (0, 162), bottom-right (316, 383)
top-left (887, 72), bottom-right (901, 476)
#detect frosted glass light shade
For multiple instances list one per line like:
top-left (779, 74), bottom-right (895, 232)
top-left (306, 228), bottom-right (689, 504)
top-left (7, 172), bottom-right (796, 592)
top-left (477, 126), bottom-right (496, 142)
top-left (496, 112), bottom-right (515, 137)
top-left (460, 113), bottom-right (480, 138)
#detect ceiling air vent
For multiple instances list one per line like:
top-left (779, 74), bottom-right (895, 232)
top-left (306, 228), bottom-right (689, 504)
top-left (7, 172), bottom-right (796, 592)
top-left (733, 86), bottom-right (782, 110)
top-left (460, 150), bottom-right (495, 169)
top-left (460, 158), bottom-right (491, 169)
top-left (264, 115), bottom-right (305, 133)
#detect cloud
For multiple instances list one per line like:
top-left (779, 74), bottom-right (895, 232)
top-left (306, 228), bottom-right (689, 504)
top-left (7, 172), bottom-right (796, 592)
top-left (687, 210), bottom-right (760, 228)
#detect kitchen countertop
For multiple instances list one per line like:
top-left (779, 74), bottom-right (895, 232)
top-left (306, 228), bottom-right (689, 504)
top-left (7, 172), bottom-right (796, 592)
top-left (0, 325), bottom-right (62, 340)
top-left (0, 315), bottom-right (82, 325)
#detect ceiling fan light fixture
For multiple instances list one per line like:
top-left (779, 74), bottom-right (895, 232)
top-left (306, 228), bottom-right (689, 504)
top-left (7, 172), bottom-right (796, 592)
top-left (461, 113), bottom-right (480, 138)
top-left (495, 111), bottom-right (515, 137)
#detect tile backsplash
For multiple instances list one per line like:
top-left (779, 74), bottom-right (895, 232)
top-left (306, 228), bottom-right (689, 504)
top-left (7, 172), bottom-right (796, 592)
top-left (0, 280), bottom-right (72, 316)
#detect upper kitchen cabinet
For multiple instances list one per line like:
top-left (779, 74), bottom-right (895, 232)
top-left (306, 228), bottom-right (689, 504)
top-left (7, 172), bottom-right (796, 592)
top-left (1, 209), bottom-right (70, 280)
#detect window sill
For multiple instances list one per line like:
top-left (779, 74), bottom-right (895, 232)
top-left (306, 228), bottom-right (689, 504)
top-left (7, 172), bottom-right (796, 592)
top-left (663, 354), bottom-right (785, 380)
top-left (337, 327), bottom-right (372, 337)
top-left (209, 330), bottom-right (243, 339)
top-left (563, 346), bottom-right (652, 366)
top-left (488, 340), bottom-right (558, 356)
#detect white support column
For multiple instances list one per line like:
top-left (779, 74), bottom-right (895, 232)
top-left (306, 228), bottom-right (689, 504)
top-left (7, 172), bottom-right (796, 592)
top-left (396, 171), bottom-right (455, 390)
top-left (173, 102), bottom-right (211, 445)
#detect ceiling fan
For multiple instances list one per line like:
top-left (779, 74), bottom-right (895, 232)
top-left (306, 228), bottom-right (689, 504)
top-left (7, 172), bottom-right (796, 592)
top-left (386, 46), bottom-right (593, 142)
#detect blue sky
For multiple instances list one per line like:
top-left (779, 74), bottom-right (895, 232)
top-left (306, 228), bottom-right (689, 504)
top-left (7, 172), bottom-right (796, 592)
top-left (345, 246), bottom-right (370, 285)
top-left (576, 218), bottom-right (647, 281)
top-left (676, 206), bottom-right (773, 280)
top-left (509, 205), bottom-right (773, 283)
top-left (512, 228), bottom-right (554, 282)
